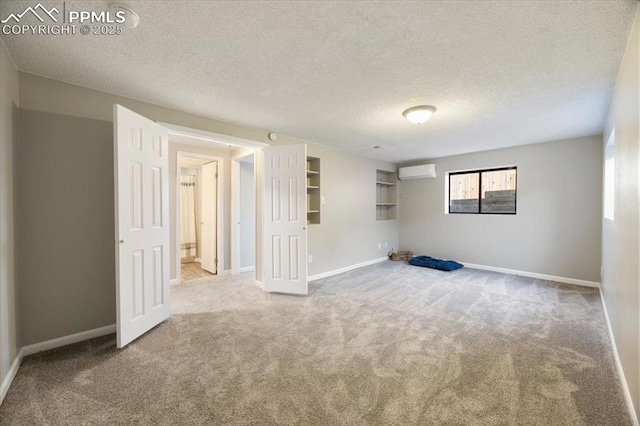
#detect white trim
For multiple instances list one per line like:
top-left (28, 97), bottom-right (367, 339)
top-left (308, 257), bottom-right (388, 282)
top-left (240, 266), bottom-right (255, 273)
top-left (170, 278), bottom-right (180, 286)
top-left (218, 269), bottom-right (232, 277)
top-left (0, 348), bottom-right (24, 405)
top-left (1, 325), bottom-right (116, 404)
top-left (161, 122), bottom-right (269, 149)
top-left (461, 262), bottom-right (600, 288)
top-left (22, 325), bottom-right (116, 357)
top-left (254, 281), bottom-right (264, 290)
top-left (600, 291), bottom-right (639, 426)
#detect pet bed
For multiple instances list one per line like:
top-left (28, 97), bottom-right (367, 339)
top-left (409, 256), bottom-right (464, 272)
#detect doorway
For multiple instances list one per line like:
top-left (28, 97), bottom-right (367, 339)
top-left (231, 152), bottom-right (256, 276)
top-left (114, 105), bottom-right (274, 347)
top-left (176, 152), bottom-right (222, 283)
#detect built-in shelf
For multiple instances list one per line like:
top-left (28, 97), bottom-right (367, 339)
top-left (376, 169), bottom-right (397, 220)
top-left (307, 156), bottom-right (321, 224)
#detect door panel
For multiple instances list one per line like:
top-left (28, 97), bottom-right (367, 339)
top-left (114, 104), bottom-right (170, 348)
top-left (263, 145), bottom-right (307, 295)
top-left (200, 162), bottom-right (218, 274)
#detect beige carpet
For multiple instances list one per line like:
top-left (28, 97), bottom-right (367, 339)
top-left (0, 261), bottom-right (631, 425)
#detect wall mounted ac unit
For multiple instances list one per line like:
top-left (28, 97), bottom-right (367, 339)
top-left (398, 164), bottom-right (437, 180)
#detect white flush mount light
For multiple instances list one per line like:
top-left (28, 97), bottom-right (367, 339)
top-left (402, 105), bottom-right (436, 124)
top-left (109, 3), bottom-right (140, 28)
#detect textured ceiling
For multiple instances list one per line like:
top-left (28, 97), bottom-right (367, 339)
top-left (1, 1), bottom-right (637, 162)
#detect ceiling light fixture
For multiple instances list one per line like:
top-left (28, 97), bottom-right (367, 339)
top-left (402, 105), bottom-right (436, 124)
top-left (109, 3), bottom-right (140, 28)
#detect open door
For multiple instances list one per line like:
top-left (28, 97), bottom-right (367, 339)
top-left (200, 161), bottom-right (218, 274)
top-left (263, 145), bottom-right (308, 295)
top-left (114, 105), bottom-right (170, 348)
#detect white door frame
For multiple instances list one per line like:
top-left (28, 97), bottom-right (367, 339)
top-left (231, 151), bottom-right (257, 275)
top-left (176, 151), bottom-right (224, 283)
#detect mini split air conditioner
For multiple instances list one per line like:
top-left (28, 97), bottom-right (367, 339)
top-left (398, 164), bottom-right (437, 180)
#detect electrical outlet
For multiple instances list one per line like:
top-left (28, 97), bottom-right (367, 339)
top-left (321, 196), bottom-right (325, 204)
top-left (308, 255), bottom-right (313, 263)
top-left (378, 243), bottom-right (381, 250)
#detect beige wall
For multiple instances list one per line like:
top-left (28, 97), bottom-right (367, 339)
top-left (303, 143), bottom-right (398, 276)
top-left (18, 73), bottom-right (271, 144)
top-left (399, 135), bottom-right (603, 282)
top-left (18, 110), bottom-right (115, 345)
top-left (602, 9), bottom-right (640, 418)
top-left (0, 41), bottom-right (19, 391)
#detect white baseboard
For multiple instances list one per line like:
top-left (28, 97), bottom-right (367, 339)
top-left (22, 324), bottom-right (116, 357)
top-left (254, 280), bottom-right (264, 290)
top-left (239, 266), bottom-right (255, 273)
top-left (600, 290), bottom-right (639, 426)
top-left (219, 269), bottom-right (231, 276)
top-left (1, 324), bottom-right (116, 405)
top-left (0, 348), bottom-right (24, 405)
top-left (308, 257), bottom-right (388, 282)
top-left (461, 262), bottom-right (600, 288)
top-left (170, 278), bottom-right (180, 286)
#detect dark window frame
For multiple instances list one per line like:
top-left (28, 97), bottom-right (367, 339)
top-left (448, 166), bottom-right (517, 215)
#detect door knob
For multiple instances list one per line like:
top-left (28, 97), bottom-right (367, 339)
top-left (119, 239), bottom-right (125, 244)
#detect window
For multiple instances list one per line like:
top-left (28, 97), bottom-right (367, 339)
top-left (449, 167), bottom-right (517, 214)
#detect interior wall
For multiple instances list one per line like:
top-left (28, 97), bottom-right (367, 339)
top-left (0, 41), bottom-right (19, 391)
top-left (18, 73), bottom-right (271, 143)
top-left (239, 159), bottom-right (255, 269)
top-left (601, 8), bottom-right (639, 418)
top-left (301, 143), bottom-right (398, 276)
top-left (399, 135), bottom-right (603, 282)
top-left (18, 109), bottom-right (115, 346)
top-left (170, 144), bottom-right (231, 279)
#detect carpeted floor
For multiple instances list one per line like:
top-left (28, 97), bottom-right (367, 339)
top-left (0, 261), bottom-right (631, 425)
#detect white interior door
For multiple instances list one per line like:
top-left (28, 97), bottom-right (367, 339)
top-left (114, 104), bottom-right (170, 348)
top-left (200, 161), bottom-right (217, 274)
top-left (263, 145), bottom-right (308, 295)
